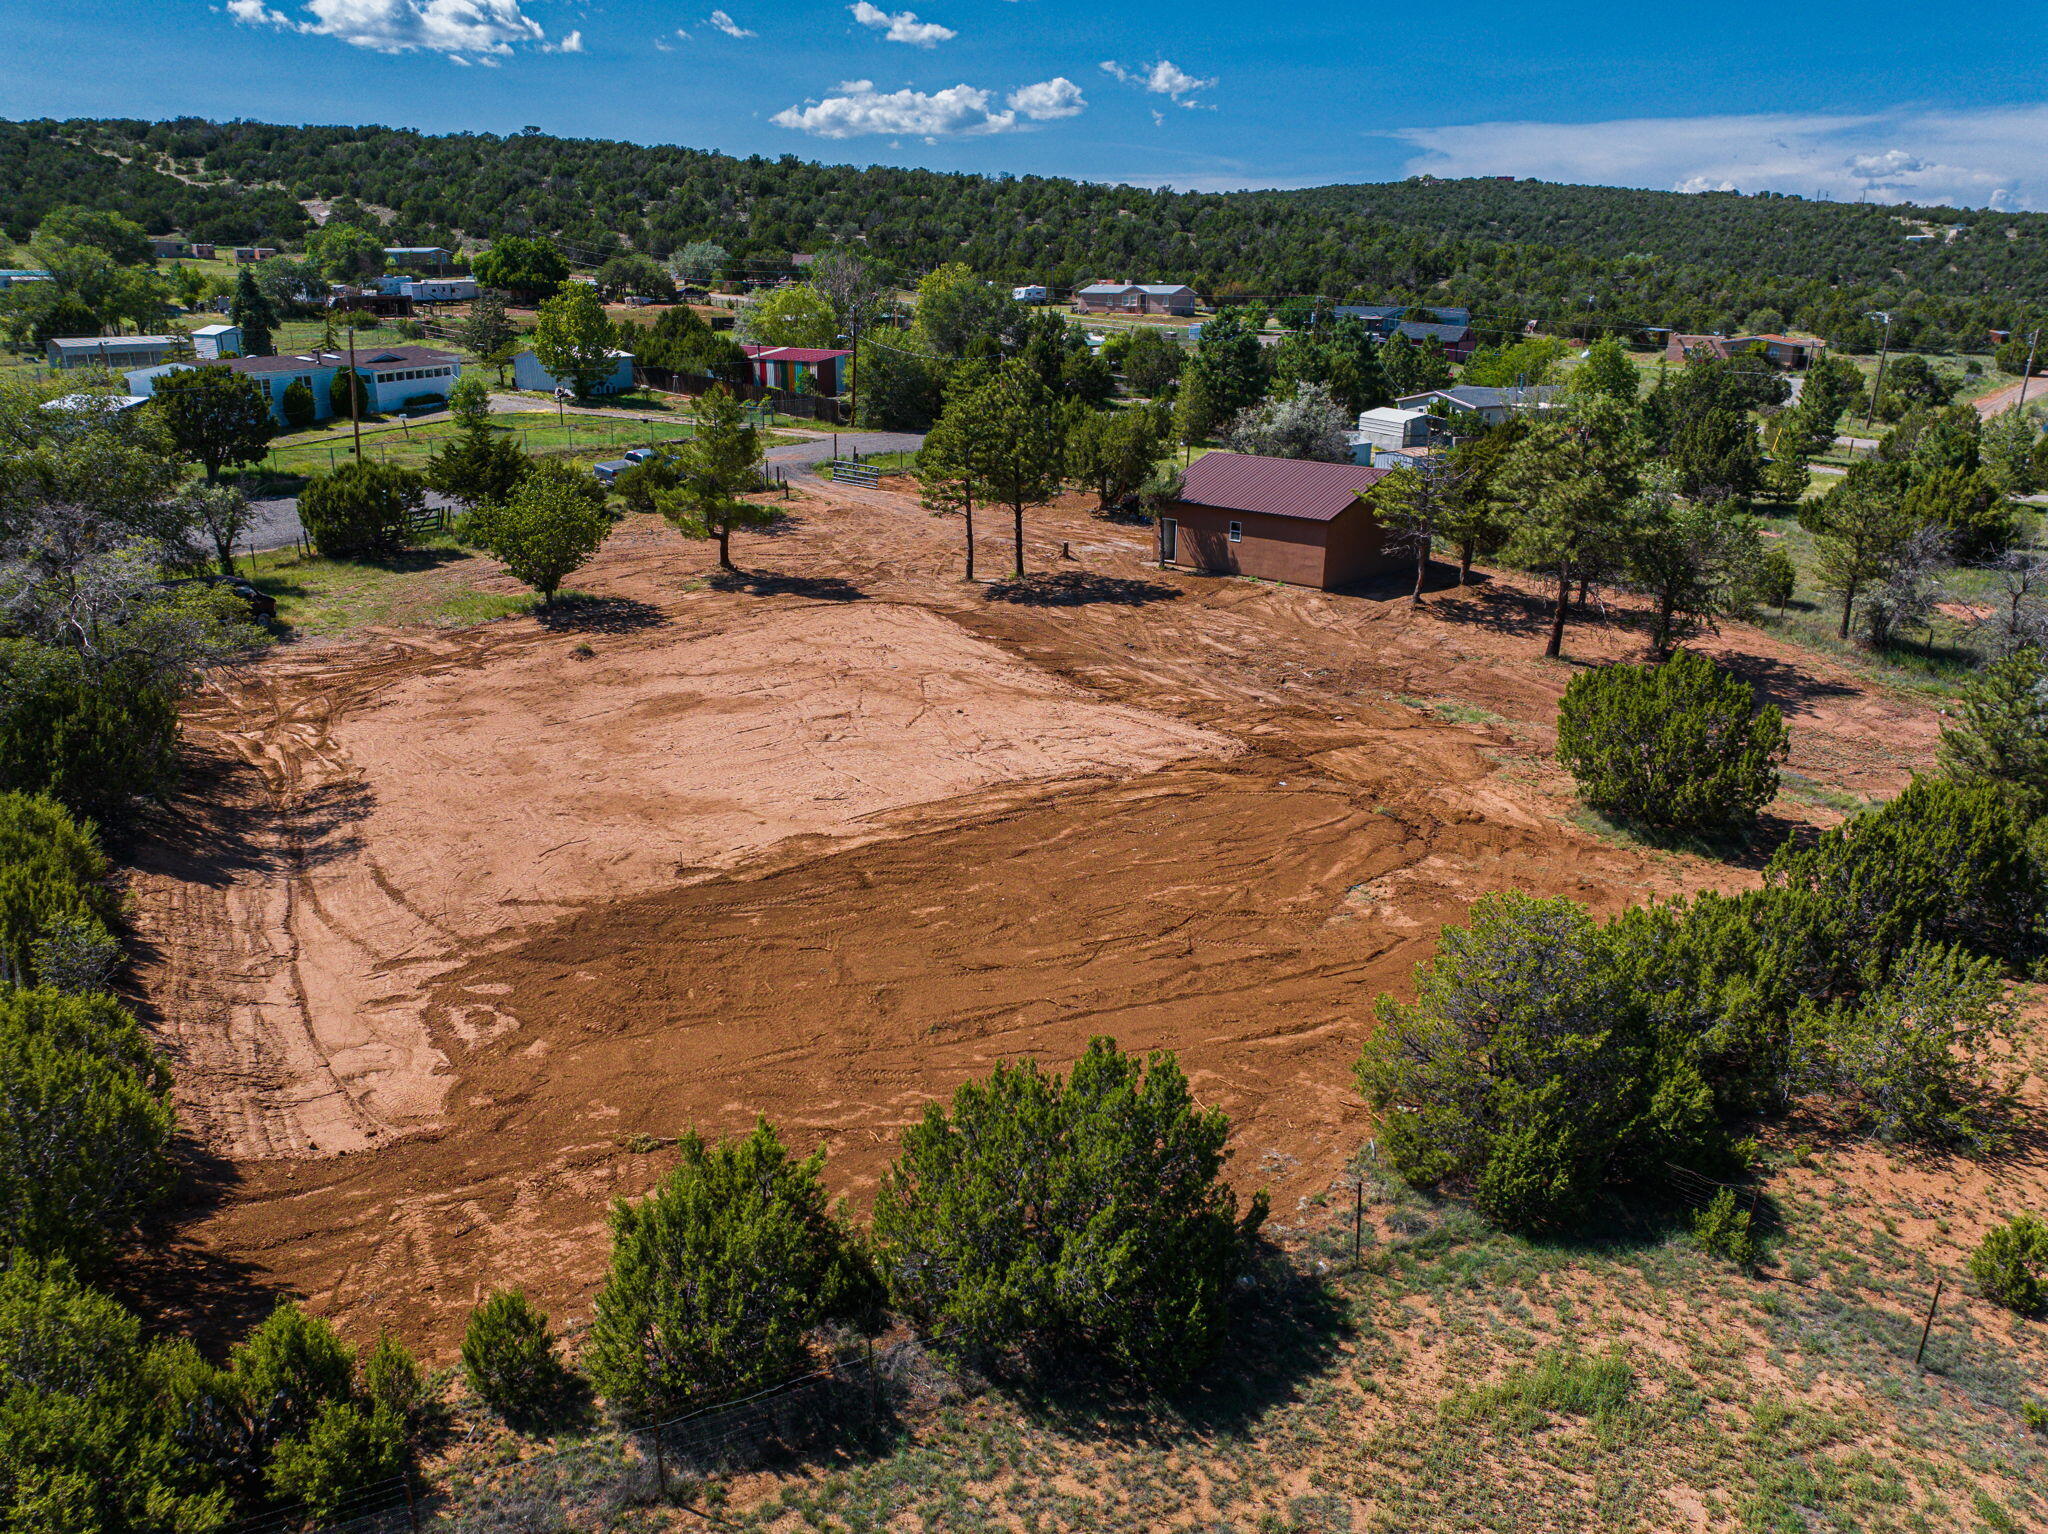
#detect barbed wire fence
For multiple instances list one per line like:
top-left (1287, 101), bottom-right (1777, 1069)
top-left (251, 1330), bottom-right (947, 1534)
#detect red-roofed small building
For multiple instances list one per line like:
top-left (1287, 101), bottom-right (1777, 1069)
top-left (742, 344), bottom-right (850, 396)
top-left (1158, 451), bottom-right (1398, 588)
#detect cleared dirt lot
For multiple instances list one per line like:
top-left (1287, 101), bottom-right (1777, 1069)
top-left (128, 481), bottom-right (1942, 1351)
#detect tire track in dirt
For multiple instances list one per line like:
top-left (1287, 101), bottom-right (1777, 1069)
top-left (131, 477), bottom-right (1944, 1350)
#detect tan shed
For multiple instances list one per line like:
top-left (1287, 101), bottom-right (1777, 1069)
top-left (1158, 452), bottom-right (1398, 590)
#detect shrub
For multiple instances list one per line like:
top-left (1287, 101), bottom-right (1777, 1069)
top-left (1692, 1188), bottom-right (1757, 1268)
top-left (611, 447), bottom-right (687, 514)
top-left (460, 1290), bottom-right (564, 1425)
top-left (0, 1260), bottom-right (234, 1532)
top-left (0, 643), bottom-right (179, 830)
top-left (327, 367), bottom-right (368, 422)
top-left (263, 1400), bottom-right (406, 1520)
top-left (458, 460), bottom-right (612, 604)
top-left (359, 1334), bottom-right (428, 1429)
top-left (0, 987), bottom-right (176, 1267)
top-left (1967, 1214), bottom-right (2048, 1314)
top-left (228, 1301), bottom-right (357, 1455)
top-left (426, 427), bottom-right (531, 511)
top-left (1800, 941), bottom-right (2017, 1146)
top-left (1939, 649), bottom-right (2048, 810)
top-left (1767, 777), bottom-right (2044, 975)
top-left (280, 376), bottom-right (317, 430)
top-left (0, 792), bottom-right (118, 989)
top-left (1555, 648), bottom-right (1787, 837)
top-left (1355, 893), bottom-right (1728, 1231)
top-left (587, 1121), bottom-right (875, 1420)
top-left (448, 372), bottom-right (492, 432)
top-left (873, 1038), bottom-right (1263, 1384)
top-left (1752, 543), bottom-right (1796, 609)
top-left (298, 461), bottom-right (426, 558)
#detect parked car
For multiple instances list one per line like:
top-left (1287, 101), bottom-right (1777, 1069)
top-left (593, 458), bottom-right (635, 485)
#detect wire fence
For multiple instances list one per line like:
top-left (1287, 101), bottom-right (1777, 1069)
top-left (242, 1336), bottom-right (918, 1534)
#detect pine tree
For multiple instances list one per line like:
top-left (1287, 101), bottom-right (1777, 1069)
top-left (972, 359), bottom-right (1066, 580)
top-left (1938, 648), bottom-right (2048, 808)
top-left (652, 386), bottom-right (771, 569)
top-left (229, 268), bottom-right (278, 357)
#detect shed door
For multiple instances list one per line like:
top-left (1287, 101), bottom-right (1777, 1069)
top-left (1159, 517), bottom-right (1178, 563)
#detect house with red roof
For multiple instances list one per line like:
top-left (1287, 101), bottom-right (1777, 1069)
top-left (1157, 451), bottom-right (1399, 589)
top-left (742, 343), bottom-right (850, 396)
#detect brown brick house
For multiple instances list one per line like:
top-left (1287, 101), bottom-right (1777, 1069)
top-left (1158, 452), bottom-right (1398, 589)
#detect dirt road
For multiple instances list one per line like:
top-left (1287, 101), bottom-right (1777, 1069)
top-left (126, 475), bottom-right (1940, 1350)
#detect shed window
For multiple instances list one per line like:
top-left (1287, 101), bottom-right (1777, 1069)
top-left (1227, 520), bottom-right (1243, 543)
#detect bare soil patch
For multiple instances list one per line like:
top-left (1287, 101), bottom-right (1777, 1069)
top-left (128, 487), bottom-right (1946, 1355)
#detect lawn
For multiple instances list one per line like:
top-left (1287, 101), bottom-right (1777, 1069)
top-left (244, 533), bottom-right (535, 635)
top-left (253, 410), bottom-right (703, 478)
top-left (1747, 489), bottom-right (2044, 689)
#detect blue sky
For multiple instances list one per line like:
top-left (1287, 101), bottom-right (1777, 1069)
top-left (5, 1), bottom-right (2046, 207)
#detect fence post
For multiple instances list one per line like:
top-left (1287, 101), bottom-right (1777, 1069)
top-left (652, 1424), bottom-right (668, 1499)
top-left (1914, 1275), bottom-right (1945, 1368)
top-left (403, 1469), bottom-right (419, 1533)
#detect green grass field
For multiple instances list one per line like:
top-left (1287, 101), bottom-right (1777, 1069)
top-left (243, 534), bottom-right (536, 635)
top-left (253, 410), bottom-right (702, 477)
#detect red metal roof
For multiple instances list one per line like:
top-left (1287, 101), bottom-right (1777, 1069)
top-left (751, 346), bottom-right (850, 363)
top-left (1178, 452), bottom-right (1389, 523)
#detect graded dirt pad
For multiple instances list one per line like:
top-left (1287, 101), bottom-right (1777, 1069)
top-left (130, 487), bottom-right (1945, 1352)
top-left (143, 601), bottom-right (1230, 1161)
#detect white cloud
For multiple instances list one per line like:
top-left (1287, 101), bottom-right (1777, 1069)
top-left (1100, 57), bottom-right (1215, 108)
top-left (849, 2), bottom-right (954, 46)
top-left (1388, 103), bottom-right (2048, 211)
top-left (225, 0), bottom-right (292, 23)
top-left (544, 28), bottom-right (583, 53)
top-left (706, 9), bottom-right (754, 36)
top-left (225, 0), bottom-right (556, 58)
top-left (1145, 60), bottom-right (1213, 101)
top-left (1007, 77), bottom-right (1085, 121)
top-left (772, 79), bottom-right (1029, 138)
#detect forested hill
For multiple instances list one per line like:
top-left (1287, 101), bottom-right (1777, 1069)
top-left (6, 116), bottom-right (2045, 353)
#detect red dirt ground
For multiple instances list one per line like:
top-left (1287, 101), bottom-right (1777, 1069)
top-left (125, 480), bottom-right (1942, 1354)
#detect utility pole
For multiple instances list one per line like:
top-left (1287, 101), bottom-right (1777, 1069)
top-left (2017, 327), bottom-right (2041, 414)
top-left (346, 319), bottom-right (363, 464)
top-left (1866, 310), bottom-right (1893, 441)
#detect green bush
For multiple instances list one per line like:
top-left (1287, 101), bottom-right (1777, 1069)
top-left (426, 427), bottom-right (531, 511)
top-left (459, 459), bottom-right (612, 604)
top-left (1800, 941), bottom-right (2016, 1145)
top-left (1939, 649), bottom-right (2048, 810)
top-left (1767, 777), bottom-right (2044, 976)
top-left (1692, 1188), bottom-right (1757, 1268)
top-left (264, 1401), bottom-right (405, 1521)
top-left (0, 642), bottom-right (179, 830)
top-left (587, 1120), bottom-right (876, 1420)
top-left (460, 1290), bottom-right (564, 1425)
top-left (280, 376), bottom-right (316, 430)
top-left (1355, 893), bottom-right (1728, 1231)
top-left (1556, 648), bottom-right (1787, 837)
top-left (1967, 1214), bottom-right (2048, 1314)
top-left (327, 367), bottom-right (368, 422)
top-left (0, 1260), bottom-right (234, 1533)
top-left (1752, 543), bottom-right (1796, 609)
top-left (227, 1301), bottom-right (357, 1457)
top-left (0, 792), bottom-right (118, 989)
top-left (297, 461), bottom-right (427, 558)
top-left (0, 987), bottom-right (176, 1267)
top-left (611, 447), bottom-right (686, 514)
top-left (873, 1039), bottom-right (1263, 1384)
top-left (359, 1334), bottom-right (429, 1428)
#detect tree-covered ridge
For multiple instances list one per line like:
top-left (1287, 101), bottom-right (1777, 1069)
top-left (4, 117), bottom-right (2045, 352)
